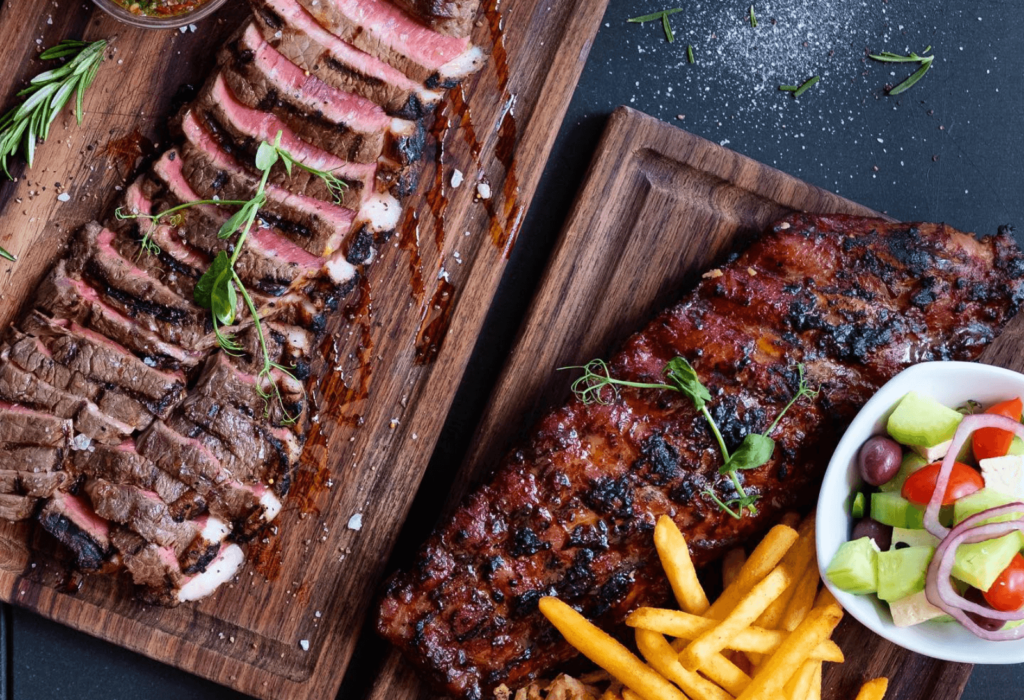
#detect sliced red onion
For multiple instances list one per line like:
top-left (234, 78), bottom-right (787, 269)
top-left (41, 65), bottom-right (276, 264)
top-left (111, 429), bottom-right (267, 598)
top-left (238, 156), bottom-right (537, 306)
top-left (926, 503), bottom-right (1024, 640)
top-left (924, 414), bottom-right (1024, 539)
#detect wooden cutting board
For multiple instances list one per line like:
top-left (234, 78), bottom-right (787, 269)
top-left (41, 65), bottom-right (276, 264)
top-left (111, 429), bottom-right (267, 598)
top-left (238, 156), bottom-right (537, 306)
top-left (362, 106), bottom-right (983, 700)
top-left (0, 1), bottom-right (610, 698)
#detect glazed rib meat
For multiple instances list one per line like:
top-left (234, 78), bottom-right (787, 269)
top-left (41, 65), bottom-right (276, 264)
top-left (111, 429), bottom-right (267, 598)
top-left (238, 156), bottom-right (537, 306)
top-left (377, 214), bottom-right (1024, 699)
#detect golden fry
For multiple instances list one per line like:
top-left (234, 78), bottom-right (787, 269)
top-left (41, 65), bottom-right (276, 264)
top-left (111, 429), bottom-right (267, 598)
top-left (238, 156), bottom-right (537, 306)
top-left (854, 678), bottom-right (889, 700)
top-left (706, 525), bottom-right (798, 620)
top-left (538, 598), bottom-right (688, 700)
top-left (782, 660), bottom-right (816, 700)
top-left (680, 566), bottom-right (792, 671)
top-left (814, 585), bottom-right (839, 610)
top-left (626, 607), bottom-right (843, 661)
top-left (635, 629), bottom-right (732, 700)
top-left (756, 515), bottom-right (817, 630)
top-left (735, 604), bottom-right (844, 700)
top-left (699, 651), bottom-right (752, 696)
top-left (655, 515), bottom-right (710, 614)
top-left (722, 547), bottom-right (746, 588)
top-left (599, 691), bottom-right (622, 700)
top-left (806, 661), bottom-right (821, 700)
top-left (782, 563), bottom-right (821, 631)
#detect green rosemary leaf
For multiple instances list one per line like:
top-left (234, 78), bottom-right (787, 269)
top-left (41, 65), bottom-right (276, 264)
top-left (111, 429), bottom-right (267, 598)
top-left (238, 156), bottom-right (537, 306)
top-left (888, 59), bottom-right (933, 95)
top-left (687, 44), bottom-right (695, 63)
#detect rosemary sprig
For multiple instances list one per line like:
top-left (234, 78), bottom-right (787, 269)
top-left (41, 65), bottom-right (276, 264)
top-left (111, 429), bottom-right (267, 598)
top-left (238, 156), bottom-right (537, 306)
top-left (628, 8), bottom-right (684, 43)
top-left (780, 76), bottom-right (820, 97)
top-left (0, 246), bottom-right (14, 262)
top-left (749, 4), bottom-right (757, 27)
top-left (0, 39), bottom-right (107, 178)
top-left (869, 46), bottom-right (934, 95)
top-left (687, 44), bottom-right (695, 64)
top-left (562, 357), bottom-right (818, 519)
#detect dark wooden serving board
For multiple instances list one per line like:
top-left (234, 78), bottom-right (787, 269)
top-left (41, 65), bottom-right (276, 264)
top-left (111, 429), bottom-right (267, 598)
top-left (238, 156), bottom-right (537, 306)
top-left (0, 0), bottom-right (610, 698)
top-left (364, 106), bottom-right (985, 700)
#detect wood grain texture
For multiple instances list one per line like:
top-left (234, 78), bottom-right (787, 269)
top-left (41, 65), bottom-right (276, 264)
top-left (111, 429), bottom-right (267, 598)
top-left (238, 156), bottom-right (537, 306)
top-left (0, 0), bottom-right (610, 697)
top-left (365, 106), bottom-right (974, 699)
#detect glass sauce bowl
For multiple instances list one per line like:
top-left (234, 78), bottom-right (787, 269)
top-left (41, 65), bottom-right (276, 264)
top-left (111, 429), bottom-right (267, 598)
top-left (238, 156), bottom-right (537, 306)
top-left (90, 0), bottom-right (229, 29)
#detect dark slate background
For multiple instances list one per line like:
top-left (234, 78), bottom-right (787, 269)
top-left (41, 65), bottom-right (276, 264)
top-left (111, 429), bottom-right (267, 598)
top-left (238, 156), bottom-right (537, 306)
top-left (9, 0), bottom-right (1023, 698)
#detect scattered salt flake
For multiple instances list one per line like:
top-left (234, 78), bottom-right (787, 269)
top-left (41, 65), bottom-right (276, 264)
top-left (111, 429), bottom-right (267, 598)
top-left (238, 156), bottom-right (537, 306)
top-left (71, 434), bottom-right (93, 451)
top-left (299, 640), bottom-right (310, 651)
top-left (56, 193), bottom-right (70, 202)
top-left (877, 138), bottom-right (884, 143)
top-left (188, 23), bottom-right (197, 32)
top-left (347, 513), bottom-right (363, 531)
top-left (315, 611), bottom-right (322, 618)
top-left (389, 418), bottom-right (399, 429)
top-left (179, 26), bottom-right (188, 33)
top-left (450, 169), bottom-right (464, 188)
top-left (476, 182), bottom-right (492, 200)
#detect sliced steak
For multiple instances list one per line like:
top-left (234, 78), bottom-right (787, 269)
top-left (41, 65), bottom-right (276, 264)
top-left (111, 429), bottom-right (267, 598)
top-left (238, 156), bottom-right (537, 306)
top-left (196, 73), bottom-right (373, 209)
top-left (0, 494), bottom-right (39, 521)
top-left (0, 471), bottom-right (66, 498)
top-left (222, 23), bottom-right (421, 162)
top-left (109, 527), bottom-right (183, 600)
top-left (22, 313), bottom-right (186, 419)
top-left (178, 514), bottom-right (232, 575)
top-left (67, 223), bottom-right (215, 349)
top-left (177, 542), bottom-right (245, 603)
top-left (192, 352), bottom-right (306, 429)
top-left (390, 0), bottom-right (479, 38)
top-left (149, 153), bottom-right (356, 292)
top-left (251, 0), bottom-right (441, 118)
top-left (71, 442), bottom-right (189, 506)
top-left (1, 446), bottom-right (63, 475)
top-left (295, 0), bottom-right (484, 86)
top-left (0, 358), bottom-right (135, 444)
top-left (180, 112), bottom-right (356, 258)
top-left (85, 479), bottom-right (194, 549)
top-left (35, 261), bottom-right (205, 371)
top-left (38, 491), bottom-right (111, 571)
top-left (0, 402), bottom-right (71, 448)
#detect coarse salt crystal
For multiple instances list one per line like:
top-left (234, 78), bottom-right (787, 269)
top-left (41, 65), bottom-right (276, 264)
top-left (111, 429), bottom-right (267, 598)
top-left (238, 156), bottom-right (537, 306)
top-left (57, 193), bottom-right (70, 202)
top-left (450, 169), bottom-right (464, 188)
top-left (476, 182), bottom-right (491, 200)
top-left (347, 513), bottom-right (363, 531)
top-left (299, 640), bottom-right (310, 651)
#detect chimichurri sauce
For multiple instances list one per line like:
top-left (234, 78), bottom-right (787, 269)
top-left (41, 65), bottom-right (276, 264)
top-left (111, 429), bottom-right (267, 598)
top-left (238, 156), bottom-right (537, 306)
top-left (114, 0), bottom-right (211, 17)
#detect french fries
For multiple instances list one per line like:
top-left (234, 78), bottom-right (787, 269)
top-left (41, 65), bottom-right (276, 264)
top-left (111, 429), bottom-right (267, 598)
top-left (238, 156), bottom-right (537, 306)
top-left (626, 607), bottom-right (844, 662)
top-left (635, 628), bottom-right (732, 700)
top-left (680, 566), bottom-right (792, 671)
top-left (855, 678), bottom-right (889, 700)
top-left (539, 512), bottom-right (862, 700)
top-left (705, 524), bottom-right (799, 620)
top-left (537, 597), bottom-right (688, 700)
top-left (736, 604), bottom-right (844, 700)
top-left (655, 515), bottom-right (710, 614)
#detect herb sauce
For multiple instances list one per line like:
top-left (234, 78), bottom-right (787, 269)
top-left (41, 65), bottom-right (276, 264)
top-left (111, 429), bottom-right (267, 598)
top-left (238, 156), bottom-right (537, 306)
top-left (114, 0), bottom-right (211, 18)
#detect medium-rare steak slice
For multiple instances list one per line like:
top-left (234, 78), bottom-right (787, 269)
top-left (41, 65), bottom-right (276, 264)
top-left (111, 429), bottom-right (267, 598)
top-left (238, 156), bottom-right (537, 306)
top-left (21, 313), bottom-right (186, 419)
top-left (0, 359), bottom-right (135, 444)
top-left (295, 0), bottom-right (485, 86)
top-left (0, 471), bottom-right (66, 498)
top-left (196, 73), bottom-right (372, 209)
top-left (85, 479), bottom-right (194, 549)
top-left (38, 491), bottom-right (112, 571)
top-left (1, 447), bottom-right (64, 475)
top-left (66, 223), bottom-right (216, 349)
top-left (191, 352), bottom-right (306, 428)
top-left (221, 23), bottom-right (423, 164)
top-left (180, 112), bottom-right (356, 257)
top-left (390, 0), bottom-right (480, 38)
top-left (35, 261), bottom-right (205, 371)
top-left (148, 153), bottom-right (357, 292)
top-left (251, 0), bottom-right (441, 118)
top-left (0, 402), bottom-right (71, 448)
top-left (72, 442), bottom-right (189, 506)
top-left (377, 215), bottom-right (1024, 699)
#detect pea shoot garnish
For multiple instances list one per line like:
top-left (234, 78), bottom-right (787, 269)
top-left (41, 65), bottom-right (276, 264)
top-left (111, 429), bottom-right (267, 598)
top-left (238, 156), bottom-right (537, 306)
top-left (563, 357), bottom-right (818, 519)
top-left (116, 132), bottom-right (345, 421)
top-left (628, 8), bottom-right (684, 44)
top-left (780, 76), bottom-right (820, 98)
top-left (869, 46), bottom-right (934, 95)
top-left (749, 4), bottom-right (758, 28)
top-left (0, 39), bottom-right (107, 179)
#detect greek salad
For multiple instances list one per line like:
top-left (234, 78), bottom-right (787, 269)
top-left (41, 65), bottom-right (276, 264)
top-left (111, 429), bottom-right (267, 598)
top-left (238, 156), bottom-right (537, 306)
top-left (826, 391), bottom-right (1024, 639)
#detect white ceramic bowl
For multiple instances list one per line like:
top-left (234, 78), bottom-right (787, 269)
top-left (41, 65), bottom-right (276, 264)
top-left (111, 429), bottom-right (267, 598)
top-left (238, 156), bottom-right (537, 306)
top-left (816, 360), bottom-right (1024, 664)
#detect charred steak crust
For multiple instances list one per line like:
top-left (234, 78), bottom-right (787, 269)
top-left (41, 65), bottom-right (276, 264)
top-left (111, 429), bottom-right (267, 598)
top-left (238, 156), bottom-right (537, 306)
top-left (376, 214), bottom-right (1024, 699)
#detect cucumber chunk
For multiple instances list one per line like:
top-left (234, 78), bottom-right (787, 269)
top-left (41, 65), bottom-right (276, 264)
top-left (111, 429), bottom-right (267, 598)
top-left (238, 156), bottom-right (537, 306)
top-left (852, 492), bottom-right (866, 518)
top-left (877, 546), bottom-right (934, 601)
top-left (954, 488), bottom-right (1024, 526)
top-left (952, 532), bottom-right (1024, 591)
top-left (826, 537), bottom-right (880, 594)
top-left (887, 392), bottom-right (963, 448)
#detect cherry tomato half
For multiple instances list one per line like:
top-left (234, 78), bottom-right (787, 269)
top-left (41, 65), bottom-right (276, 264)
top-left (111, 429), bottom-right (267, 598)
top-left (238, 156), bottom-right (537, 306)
top-left (973, 397), bottom-right (1023, 462)
top-left (984, 554), bottom-right (1024, 612)
top-left (901, 461), bottom-right (984, 506)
